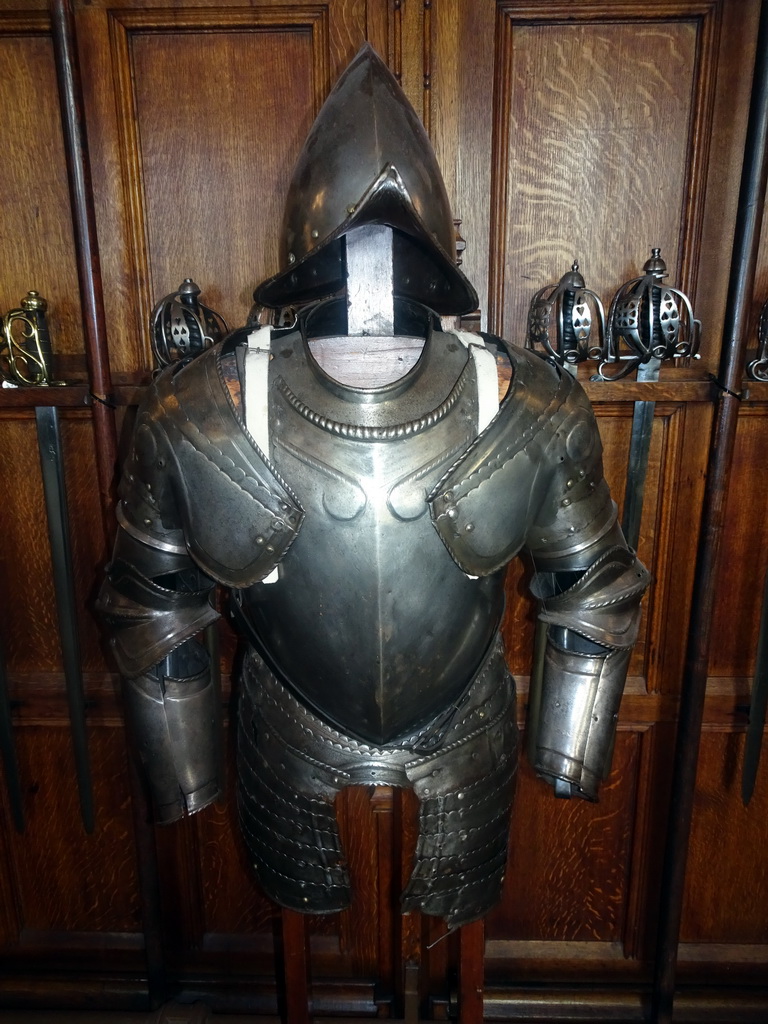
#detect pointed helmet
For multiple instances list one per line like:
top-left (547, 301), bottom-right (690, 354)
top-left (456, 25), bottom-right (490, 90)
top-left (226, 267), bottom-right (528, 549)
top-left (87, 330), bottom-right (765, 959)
top-left (254, 44), bottom-right (478, 316)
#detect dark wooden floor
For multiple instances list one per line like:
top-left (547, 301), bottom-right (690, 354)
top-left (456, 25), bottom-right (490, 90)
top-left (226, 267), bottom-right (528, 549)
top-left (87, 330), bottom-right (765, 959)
top-left (0, 1008), bottom-right (255, 1024)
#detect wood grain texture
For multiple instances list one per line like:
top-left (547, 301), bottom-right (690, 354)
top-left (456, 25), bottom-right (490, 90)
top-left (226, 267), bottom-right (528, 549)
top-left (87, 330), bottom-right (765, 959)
top-left (86, 0), bottom-right (367, 378)
top-left (0, 412), bottom-right (107, 676)
top-left (486, 732), bottom-right (640, 942)
top-left (4, 723), bottom-right (139, 936)
top-left (0, 21), bottom-right (83, 367)
top-left (708, 405), bottom-right (768, 679)
top-left (680, 729), bottom-right (768, 945)
top-left (488, 10), bottom-right (710, 350)
top-left (113, 18), bottom-right (320, 369)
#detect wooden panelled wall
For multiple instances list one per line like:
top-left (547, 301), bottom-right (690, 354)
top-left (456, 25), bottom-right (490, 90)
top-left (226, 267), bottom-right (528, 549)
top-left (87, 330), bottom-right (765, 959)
top-left (0, 0), bottom-right (767, 1019)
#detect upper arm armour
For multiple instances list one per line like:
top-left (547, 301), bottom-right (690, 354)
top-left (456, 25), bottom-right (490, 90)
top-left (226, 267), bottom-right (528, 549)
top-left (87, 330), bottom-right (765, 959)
top-left (428, 342), bottom-right (616, 576)
top-left (120, 343), bottom-right (304, 588)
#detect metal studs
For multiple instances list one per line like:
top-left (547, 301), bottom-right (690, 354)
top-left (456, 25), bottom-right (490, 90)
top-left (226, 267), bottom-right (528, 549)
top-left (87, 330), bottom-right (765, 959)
top-left (288, 252), bottom-right (296, 264)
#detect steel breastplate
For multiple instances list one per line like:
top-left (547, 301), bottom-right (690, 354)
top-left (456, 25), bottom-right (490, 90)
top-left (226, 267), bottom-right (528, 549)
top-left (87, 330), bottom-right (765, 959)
top-left (238, 322), bottom-right (507, 745)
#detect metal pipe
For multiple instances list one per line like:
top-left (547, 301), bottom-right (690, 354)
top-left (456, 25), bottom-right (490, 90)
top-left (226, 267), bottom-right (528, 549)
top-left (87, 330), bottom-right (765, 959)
top-left (49, 0), bottom-right (118, 543)
top-left (49, 0), bottom-right (165, 1006)
top-left (651, 4), bottom-right (768, 1020)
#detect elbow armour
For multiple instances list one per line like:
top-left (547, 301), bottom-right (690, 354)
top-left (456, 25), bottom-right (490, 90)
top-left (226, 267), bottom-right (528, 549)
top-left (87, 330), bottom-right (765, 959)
top-left (530, 546), bottom-right (651, 800)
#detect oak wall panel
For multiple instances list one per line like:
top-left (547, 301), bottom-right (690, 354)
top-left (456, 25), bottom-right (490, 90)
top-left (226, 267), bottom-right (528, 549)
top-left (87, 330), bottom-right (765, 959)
top-left (487, 731), bottom-right (640, 943)
top-left (487, 2), bottom-right (720, 357)
top-left (2, 724), bottom-right (139, 938)
top-left (708, 405), bottom-right (768, 680)
top-left (680, 729), bottom-right (768, 945)
top-left (0, 14), bottom-right (83, 368)
top-left (78, 0), bottom-right (368, 378)
top-left (0, 412), bottom-right (108, 677)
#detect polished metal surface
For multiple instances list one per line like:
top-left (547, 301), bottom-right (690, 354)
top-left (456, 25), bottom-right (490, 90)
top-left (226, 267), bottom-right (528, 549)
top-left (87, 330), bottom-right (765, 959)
top-left (431, 340), bottom-right (618, 575)
top-left (598, 249), bottom-right (700, 549)
top-left (526, 261), bottom-right (605, 373)
top-left (100, 45), bottom-right (649, 923)
top-left (1, 293), bottom-right (92, 832)
top-left (533, 640), bottom-right (631, 800)
top-left (237, 637), bottom-right (516, 927)
top-left (36, 405), bottom-right (94, 832)
top-left (0, 290), bottom-right (63, 386)
top-left (529, 545), bottom-right (649, 799)
top-left (124, 639), bottom-right (222, 823)
top-left (97, 526), bottom-right (219, 678)
top-left (598, 248), bottom-right (700, 382)
top-left (241, 303), bottom-right (497, 743)
top-left (113, 341), bottom-right (304, 588)
top-left (534, 546), bottom-right (650, 650)
top-left (150, 278), bottom-right (227, 369)
top-left (346, 224), bottom-right (394, 336)
top-left (254, 45), bottom-right (477, 315)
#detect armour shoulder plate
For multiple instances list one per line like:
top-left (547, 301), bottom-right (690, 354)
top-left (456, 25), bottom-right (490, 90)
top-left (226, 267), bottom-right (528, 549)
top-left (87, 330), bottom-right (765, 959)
top-left (429, 343), bottom-right (616, 575)
top-left (120, 344), bottom-right (304, 587)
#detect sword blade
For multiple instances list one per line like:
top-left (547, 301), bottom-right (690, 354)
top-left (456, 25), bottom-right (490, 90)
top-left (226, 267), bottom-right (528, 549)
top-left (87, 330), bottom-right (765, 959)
top-left (35, 405), bottom-right (94, 832)
top-left (742, 563), bottom-right (768, 804)
top-left (0, 638), bottom-right (24, 832)
top-left (621, 357), bottom-right (660, 552)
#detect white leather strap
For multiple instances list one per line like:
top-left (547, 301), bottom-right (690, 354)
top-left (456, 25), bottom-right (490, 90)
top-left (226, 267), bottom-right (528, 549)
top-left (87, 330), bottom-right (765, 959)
top-left (244, 326), bottom-right (278, 583)
top-left (451, 330), bottom-right (500, 435)
top-left (244, 326), bottom-right (272, 455)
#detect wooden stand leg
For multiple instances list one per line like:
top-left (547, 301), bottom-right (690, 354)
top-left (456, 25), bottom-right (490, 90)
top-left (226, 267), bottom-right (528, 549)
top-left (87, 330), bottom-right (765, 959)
top-left (458, 919), bottom-right (485, 1024)
top-left (280, 907), bottom-right (311, 1024)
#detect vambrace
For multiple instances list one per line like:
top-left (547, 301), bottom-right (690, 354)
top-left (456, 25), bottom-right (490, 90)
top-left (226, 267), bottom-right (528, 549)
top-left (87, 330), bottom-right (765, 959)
top-left (97, 525), bottom-right (223, 822)
top-left (126, 639), bottom-right (223, 822)
top-left (529, 546), bottom-right (650, 800)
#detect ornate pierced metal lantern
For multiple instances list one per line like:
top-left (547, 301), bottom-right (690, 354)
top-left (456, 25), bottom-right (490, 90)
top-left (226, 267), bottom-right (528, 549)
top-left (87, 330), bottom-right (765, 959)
top-left (598, 248), bottom-right (700, 381)
top-left (150, 278), bottom-right (227, 368)
top-left (526, 261), bottom-right (605, 372)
